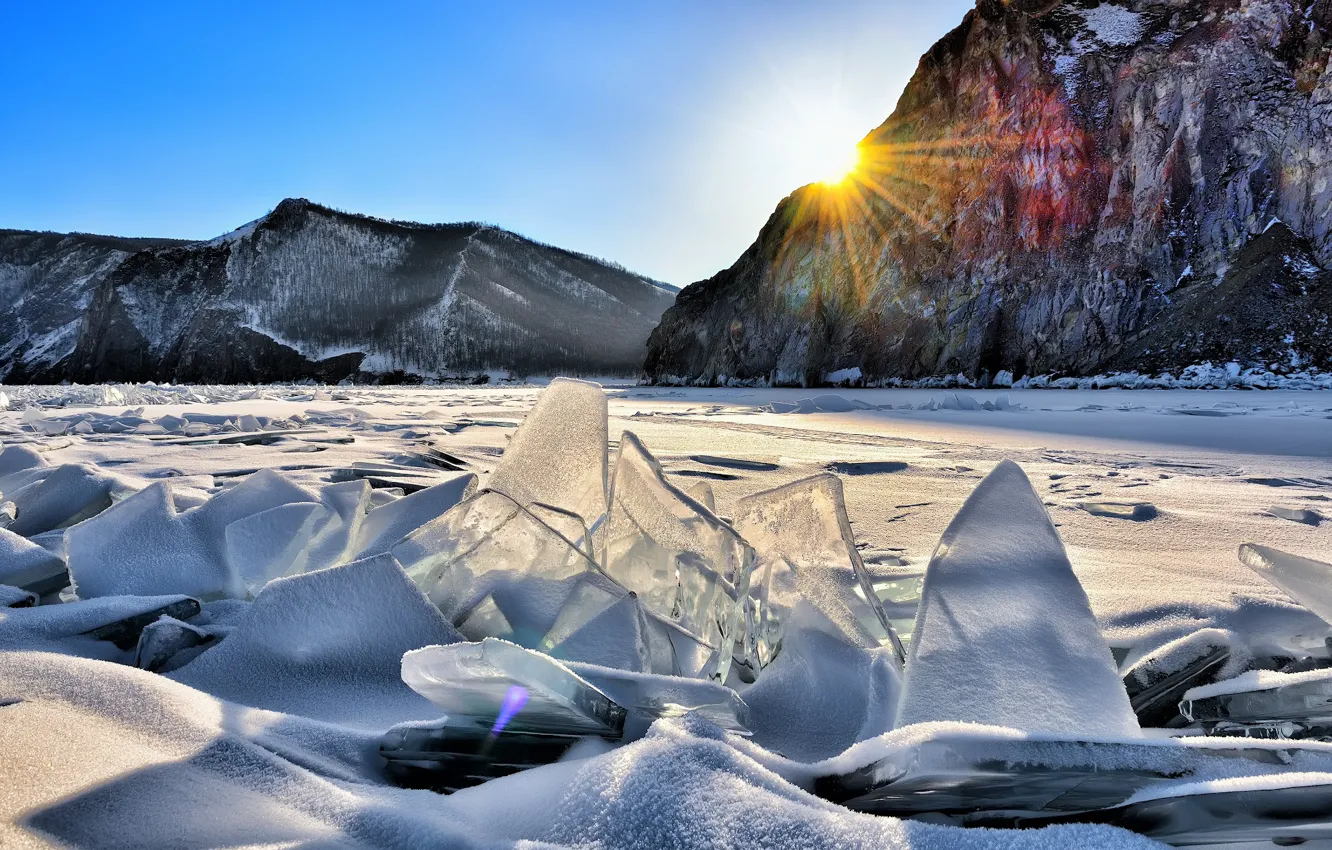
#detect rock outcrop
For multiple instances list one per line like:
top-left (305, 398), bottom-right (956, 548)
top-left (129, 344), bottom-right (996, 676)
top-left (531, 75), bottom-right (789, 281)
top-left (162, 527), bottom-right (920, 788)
top-left (645, 0), bottom-right (1332, 385)
top-left (3, 199), bottom-right (676, 383)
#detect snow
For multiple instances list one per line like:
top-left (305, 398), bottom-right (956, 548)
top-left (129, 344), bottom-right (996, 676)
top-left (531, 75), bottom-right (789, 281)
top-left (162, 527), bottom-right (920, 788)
top-left (1075, 3), bottom-right (1145, 47)
top-left (1183, 666), bottom-right (1332, 702)
top-left (2, 381), bottom-right (1332, 847)
top-left (897, 461), bottom-right (1139, 737)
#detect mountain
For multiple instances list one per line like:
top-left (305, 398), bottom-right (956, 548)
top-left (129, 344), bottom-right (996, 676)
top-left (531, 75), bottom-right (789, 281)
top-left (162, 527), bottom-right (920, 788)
top-left (1, 199), bottom-right (676, 384)
top-left (645, 0), bottom-right (1332, 386)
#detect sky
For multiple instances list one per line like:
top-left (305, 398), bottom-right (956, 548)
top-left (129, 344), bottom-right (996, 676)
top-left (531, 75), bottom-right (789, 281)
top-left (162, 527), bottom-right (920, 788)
top-left (0, 0), bottom-right (974, 287)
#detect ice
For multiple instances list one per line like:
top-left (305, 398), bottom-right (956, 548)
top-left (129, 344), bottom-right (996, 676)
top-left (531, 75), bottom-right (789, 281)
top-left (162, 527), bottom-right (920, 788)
top-left (0, 525), bottom-right (68, 595)
top-left (402, 637), bottom-right (628, 736)
top-left (67, 482), bottom-right (242, 600)
top-left (566, 659), bottom-right (751, 738)
top-left (224, 501), bottom-right (331, 595)
top-left (1080, 501), bottom-right (1158, 521)
top-left (5, 463), bottom-right (125, 536)
top-left (392, 490), bottom-right (604, 640)
top-left (814, 725), bottom-right (1332, 835)
top-left (897, 460), bottom-right (1139, 736)
top-left (0, 500), bottom-right (15, 528)
top-left (539, 574), bottom-right (665, 673)
top-left (348, 472), bottom-right (477, 561)
top-left (68, 469), bottom-right (324, 600)
top-left (484, 377), bottom-right (608, 526)
top-left (171, 553), bottom-right (460, 727)
top-left (1, 584), bottom-right (37, 608)
top-left (0, 594), bottom-right (199, 654)
top-left (1122, 628), bottom-right (1233, 728)
top-left (455, 593), bottom-right (516, 641)
top-left (683, 480), bottom-right (716, 513)
top-left (601, 431), bottom-right (754, 682)
top-left (1240, 544), bottom-right (1332, 625)
top-left (1182, 668), bottom-right (1332, 740)
top-left (741, 610), bottom-right (901, 761)
top-left (133, 615), bottom-right (214, 672)
top-left (732, 473), bottom-right (905, 664)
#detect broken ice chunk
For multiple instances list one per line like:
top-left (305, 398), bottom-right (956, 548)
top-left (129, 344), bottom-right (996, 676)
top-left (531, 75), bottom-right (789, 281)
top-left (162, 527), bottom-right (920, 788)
top-left (224, 501), bottom-right (331, 595)
top-left (732, 473), bottom-right (905, 665)
top-left (1080, 501), bottom-right (1158, 521)
top-left (0, 444), bottom-right (47, 478)
top-left (1122, 629), bottom-right (1233, 728)
top-left (0, 526), bottom-right (69, 596)
top-left (69, 469), bottom-right (321, 600)
top-left (484, 378), bottom-right (608, 526)
top-left (540, 574), bottom-right (665, 673)
top-left (0, 584), bottom-right (37, 608)
top-left (454, 594), bottom-right (515, 642)
top-left (6, 463), bottom-right (123, 536)
top-left (1240, 544), bottom-right (1332, 625)
top-left (402, 638), bottom-right (627, 736)
top-left (683, 480), bottom-right (716, 514)
top-left (82, 597), bottom-right (202, 650)
top-left (0, 500), bottom-right (15, 529)
top-left (566, 660), bottom-right (751, 738)
top-left (349, 474), bottom-right (477, 561)
top-left (392, 490), bottom-right (603, 637)
top-left (1181, 668), bottom-right (1332, 741)
top-left (171, 553), bottom-right (460, 725)
top-left (897, 460), bottom-right (1138, 737)
top-left (601, 432), bottom-right (754, 682)
top-left (134, 615), bottom-right (215, 672)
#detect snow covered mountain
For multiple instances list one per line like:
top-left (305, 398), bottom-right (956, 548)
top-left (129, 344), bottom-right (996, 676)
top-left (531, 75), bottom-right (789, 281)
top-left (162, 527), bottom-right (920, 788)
top-left (2, 199), bottom-right (676, 383)
top-left (645, 0), bottom-right (1332, 386)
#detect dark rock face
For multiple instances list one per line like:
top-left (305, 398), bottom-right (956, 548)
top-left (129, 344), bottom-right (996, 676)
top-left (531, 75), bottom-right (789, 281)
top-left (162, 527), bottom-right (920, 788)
top-left (646, 0), bottom-right (1332, 385)
top-left (4, 199), bottom-right (676, 383)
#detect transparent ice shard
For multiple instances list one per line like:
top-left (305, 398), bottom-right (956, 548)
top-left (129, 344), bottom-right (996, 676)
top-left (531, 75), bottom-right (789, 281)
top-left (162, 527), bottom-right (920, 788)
top-left (402, 638), bottom-right (627, 736)
top-left (567, 661), bottom-right (751, 737)
top-left (540, 574), bottom-right (660, 673)
top-left (0, 500), bottom-right (15, 529)
top-left (350, 474), bottom-right (477, 561)
top-left (484, 378), bottom-right (608, 527)
top-left (600, 432), bottom-right (754, 682)
top-left (391, 491), bottom-right (603, 636)
top-left (1240, 544), bottom-right (1332, 625)
top-left (897, 460), bottom-right (1139, 737)
top-left (732, 473), bottom-right (905, 665)
top-left (1181, 669), bottom-right (1332, 741)
top-left (683, 480), bottom-right (716, 514)
top-left (1266, 506), bottom-right (1323, 526)
top-left (454, 594), bottom-right (515, 642)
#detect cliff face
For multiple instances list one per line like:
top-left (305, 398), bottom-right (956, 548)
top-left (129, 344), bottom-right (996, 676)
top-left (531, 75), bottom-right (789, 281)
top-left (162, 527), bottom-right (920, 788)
top-left (3, 199), bottom-right (677, 383)
top-left (645, 0), bottom-right (1332, 385)
top-left (0, 231), bottom-right (192, 383)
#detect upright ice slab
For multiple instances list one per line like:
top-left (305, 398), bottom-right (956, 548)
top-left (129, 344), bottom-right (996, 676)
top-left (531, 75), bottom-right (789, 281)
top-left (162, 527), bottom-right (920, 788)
top-left (1240, 544), bottom-right (1332, 625)
top-left (601, 432), bottom-right (754, 682)
top-left (391, 490), bottom-right (604, 645)
top-left (732, 473), bottom-right (904, 665)
top-left (484, 378), bottom-right (608, 529)
top-left (897, 460), bottom-right (1138, 736)
top-left (349, 474), bottom-right (477, 561)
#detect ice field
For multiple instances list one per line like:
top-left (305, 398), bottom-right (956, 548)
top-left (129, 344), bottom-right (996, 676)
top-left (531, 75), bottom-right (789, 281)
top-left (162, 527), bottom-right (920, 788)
top-left (2, 380), bottom-right (1332, 849)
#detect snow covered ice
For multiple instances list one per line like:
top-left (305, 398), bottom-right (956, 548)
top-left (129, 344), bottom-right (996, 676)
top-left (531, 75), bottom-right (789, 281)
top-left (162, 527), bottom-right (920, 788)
top-left (5, 379), bottom-right (1332, 848)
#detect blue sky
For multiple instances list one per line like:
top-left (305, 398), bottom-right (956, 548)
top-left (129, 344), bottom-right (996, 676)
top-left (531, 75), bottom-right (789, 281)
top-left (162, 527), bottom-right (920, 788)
top-left (1, 0), bottom-right (973, 286)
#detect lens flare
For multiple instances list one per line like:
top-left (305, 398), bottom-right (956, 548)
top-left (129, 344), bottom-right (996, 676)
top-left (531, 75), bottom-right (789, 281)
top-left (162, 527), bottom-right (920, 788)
top-left (491, 685), bottom-right (529, 735)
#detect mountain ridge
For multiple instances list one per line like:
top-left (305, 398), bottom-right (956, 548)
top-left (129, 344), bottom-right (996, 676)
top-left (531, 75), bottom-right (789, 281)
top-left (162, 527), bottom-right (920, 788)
top-left (1, 198), bottom-right (676, 383)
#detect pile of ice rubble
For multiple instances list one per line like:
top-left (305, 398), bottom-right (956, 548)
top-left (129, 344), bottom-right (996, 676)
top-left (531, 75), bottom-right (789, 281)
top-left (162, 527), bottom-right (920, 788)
top-left (5, 379), bottom-right (1332, 848)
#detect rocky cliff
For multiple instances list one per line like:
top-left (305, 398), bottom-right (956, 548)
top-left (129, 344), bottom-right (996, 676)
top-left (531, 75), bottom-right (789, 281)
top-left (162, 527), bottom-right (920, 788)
top-left (645, 0), bottom-right (1332, 385)
top-left (2, 199), bottom-right (676, 383)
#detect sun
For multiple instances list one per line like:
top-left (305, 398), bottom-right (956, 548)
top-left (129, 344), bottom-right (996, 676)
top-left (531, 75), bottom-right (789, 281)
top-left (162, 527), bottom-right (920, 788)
top-left (814, 143), bottom-right (862, 186)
